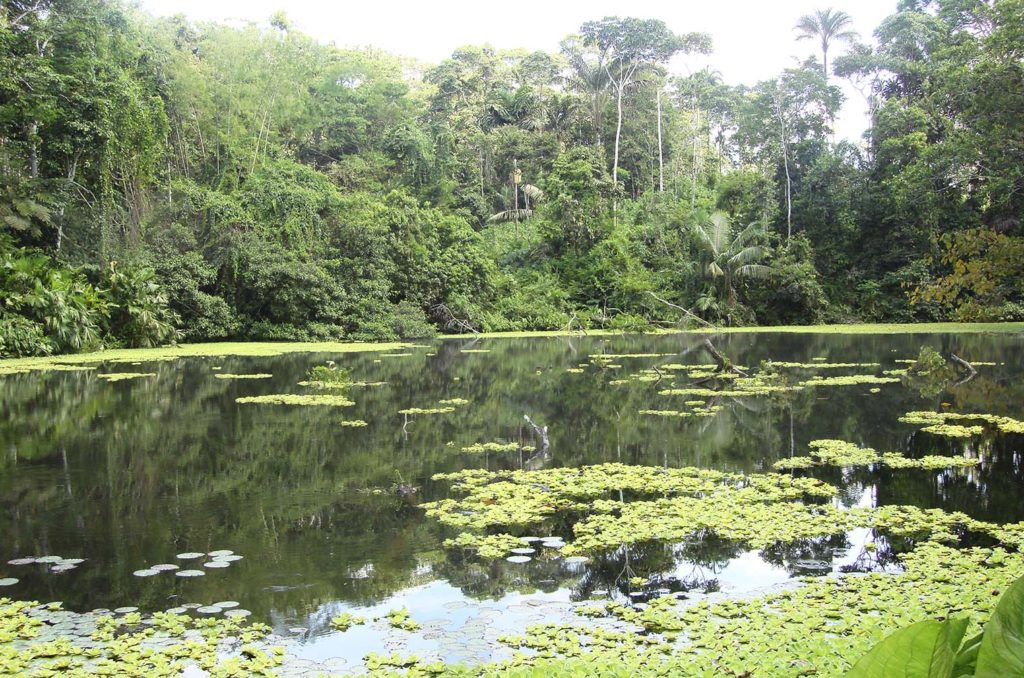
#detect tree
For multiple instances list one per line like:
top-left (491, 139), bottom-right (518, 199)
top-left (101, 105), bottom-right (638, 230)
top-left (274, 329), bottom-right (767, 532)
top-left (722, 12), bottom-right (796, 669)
top-left (794, 8), bottom-right (858, 77)
top-left (579, 17), bottom-right (711, 188)
top-left (691, 211), bottom-right (771, 313)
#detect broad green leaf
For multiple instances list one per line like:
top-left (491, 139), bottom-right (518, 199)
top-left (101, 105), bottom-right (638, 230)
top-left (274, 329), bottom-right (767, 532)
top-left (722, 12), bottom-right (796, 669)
top-left (845, 618), bottom-right (968, 678)
top-left (952, 631), bottom-right (983, 677)
top-left (976, 576), bottom-right (1024, 677)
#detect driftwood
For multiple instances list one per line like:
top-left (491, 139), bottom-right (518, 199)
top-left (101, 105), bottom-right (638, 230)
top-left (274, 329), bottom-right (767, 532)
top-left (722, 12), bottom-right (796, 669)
top-left (523, 414), bottom-right (550, 451)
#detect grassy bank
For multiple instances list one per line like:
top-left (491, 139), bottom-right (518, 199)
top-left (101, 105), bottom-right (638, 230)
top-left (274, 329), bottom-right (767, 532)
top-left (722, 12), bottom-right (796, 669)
top-left (2, 322), bottom-right (1021, 374)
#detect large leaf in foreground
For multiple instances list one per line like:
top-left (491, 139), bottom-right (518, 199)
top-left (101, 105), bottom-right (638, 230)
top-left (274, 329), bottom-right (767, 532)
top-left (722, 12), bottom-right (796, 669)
top-left (845, 618), bottom-right (968, 678)
top-left (976, 576), bottom-right (1024, 677)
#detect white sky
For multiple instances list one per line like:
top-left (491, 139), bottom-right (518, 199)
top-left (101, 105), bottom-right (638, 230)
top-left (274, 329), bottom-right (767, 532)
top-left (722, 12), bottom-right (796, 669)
top-left (140, 0), bottom-right (898, 142)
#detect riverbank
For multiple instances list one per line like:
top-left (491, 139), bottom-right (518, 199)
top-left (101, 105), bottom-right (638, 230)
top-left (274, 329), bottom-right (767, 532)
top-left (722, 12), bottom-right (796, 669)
top-left (2, 322), bottom-right (1021, 374)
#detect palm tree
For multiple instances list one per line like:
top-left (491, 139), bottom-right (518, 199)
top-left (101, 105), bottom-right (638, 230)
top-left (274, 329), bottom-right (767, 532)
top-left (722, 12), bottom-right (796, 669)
top-left (692, 212), bottom-right (771, 309)
top-left (794, 8), bottom-right (858, 78)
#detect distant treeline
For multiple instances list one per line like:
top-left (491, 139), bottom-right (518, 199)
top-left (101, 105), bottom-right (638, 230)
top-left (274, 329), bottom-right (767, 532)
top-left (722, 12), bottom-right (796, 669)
top-left (1, 1), bottom-right (1022, 356)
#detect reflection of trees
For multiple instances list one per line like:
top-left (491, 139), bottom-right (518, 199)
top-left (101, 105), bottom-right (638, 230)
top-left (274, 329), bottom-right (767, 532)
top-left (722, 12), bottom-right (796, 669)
top-left (760, 534), bottom-right (851, 573)
top-left (0, 330), bottom-right (1021, 621)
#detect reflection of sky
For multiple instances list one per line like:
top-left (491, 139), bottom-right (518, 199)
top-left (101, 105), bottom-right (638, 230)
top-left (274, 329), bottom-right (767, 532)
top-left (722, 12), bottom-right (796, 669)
top-left (287, 482), bottom-right (891, 667)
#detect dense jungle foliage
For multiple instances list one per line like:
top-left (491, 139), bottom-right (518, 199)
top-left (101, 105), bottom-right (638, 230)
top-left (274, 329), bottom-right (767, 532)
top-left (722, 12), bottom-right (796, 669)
top-left (1, 0), bottom-right (1023, 356)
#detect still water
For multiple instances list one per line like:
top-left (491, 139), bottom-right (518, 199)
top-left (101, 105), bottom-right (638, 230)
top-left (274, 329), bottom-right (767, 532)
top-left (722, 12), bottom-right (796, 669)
top-left (1, 331), bottom-right (1022, 665)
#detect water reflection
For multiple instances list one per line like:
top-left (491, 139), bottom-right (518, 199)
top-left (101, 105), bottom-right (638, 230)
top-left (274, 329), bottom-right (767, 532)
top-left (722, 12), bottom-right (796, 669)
top-left (1, 331), bottom-right (1022, 660)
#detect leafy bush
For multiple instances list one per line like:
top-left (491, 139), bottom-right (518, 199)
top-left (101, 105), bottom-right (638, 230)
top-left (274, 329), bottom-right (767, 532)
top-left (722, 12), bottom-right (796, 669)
top-left (0, 314), bottom-right (51, 357)
top-left (104, 262), bottom-right (181, 348)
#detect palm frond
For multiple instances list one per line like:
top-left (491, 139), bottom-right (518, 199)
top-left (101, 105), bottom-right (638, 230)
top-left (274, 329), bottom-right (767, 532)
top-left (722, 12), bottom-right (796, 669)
top-left (729, 220), bottom-right (768, 253)
top-left (734, 264), bottom-right (772, 280)
top-left (521, 184), bottom-right (544, 202)
top-left (488, 208), bottom-right (534, 224)
top-left (728, 245), bottom-right (766, 269)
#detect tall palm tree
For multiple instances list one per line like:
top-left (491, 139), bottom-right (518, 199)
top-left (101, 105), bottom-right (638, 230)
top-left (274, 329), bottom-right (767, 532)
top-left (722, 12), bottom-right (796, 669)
top-left (794, 8), bottom-right (859, 77)
top-left (693, 212), bottom-right (771, 308)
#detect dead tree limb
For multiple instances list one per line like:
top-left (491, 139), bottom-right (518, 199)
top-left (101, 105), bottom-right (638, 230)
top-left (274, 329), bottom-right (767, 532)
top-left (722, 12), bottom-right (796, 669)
top-left (949, 353), bottom-right (977, 386)
top-left (703, 336), bottom-right (748, 376)
top-left (523, 414), bottom-right (550, 451)
top-left (647, 291), bottom-right (714, 328)
top-left (432, 303), bottom-right (479, 334)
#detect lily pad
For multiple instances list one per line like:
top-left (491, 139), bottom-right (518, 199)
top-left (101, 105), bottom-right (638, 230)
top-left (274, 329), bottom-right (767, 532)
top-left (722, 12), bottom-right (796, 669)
top-left (203, 560), bottom-right (231, 568)
top-left (564, 556), bottom-right (590, 564)
top-left (7, 558), bottom-right (35, 565)
top-left (176, 552), bottom-right (205, 560)
top-left (0, 578), bottom-right (18, 586)
top-left (506, 555), bottom-right (532, 563)
top-left (214, 555), bottom-right (243, 562)
top-left (114, 607), bottom-right (139, 614)
top-left (58, 558), bottom-right (85, 565)
top-left (50, 564), bottom-right (77, 573)
top-left (196, 606), bottom-right (223, 614)
top-left (208, 550), bottom-right (234, 557)
top-left (166, 607), bottom-right (188, 614)
top-left (151, 564), bottom-right (179, 571)
top-left (176, 569), bottom-right (205, 577)
top-left (34, 555), bottom-right (63, 563)
top-left (213, 601), bottom-right (240, 609)
top-left (224, 609), bottom-right (251, 618)
top-left (133, 569), bottom-right (160, 577)
top-left (510, 548), bottom-right (536, 555)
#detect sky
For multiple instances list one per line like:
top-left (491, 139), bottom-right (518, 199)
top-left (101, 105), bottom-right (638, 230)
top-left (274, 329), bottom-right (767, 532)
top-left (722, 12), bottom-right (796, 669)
top-left (139, 0), bottom-right (899, 142)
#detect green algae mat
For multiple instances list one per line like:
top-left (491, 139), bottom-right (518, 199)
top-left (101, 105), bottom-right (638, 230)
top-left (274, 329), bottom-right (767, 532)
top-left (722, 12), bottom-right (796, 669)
top-left (1, 329), bottom-right (1023, 676)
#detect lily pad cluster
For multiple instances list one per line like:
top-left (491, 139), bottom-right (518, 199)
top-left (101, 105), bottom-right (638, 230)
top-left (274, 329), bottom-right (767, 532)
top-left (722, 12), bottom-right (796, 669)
top-left (135, 551), bottom-right (243, 578)
top-left (7, 555), bottom-right (86, 575)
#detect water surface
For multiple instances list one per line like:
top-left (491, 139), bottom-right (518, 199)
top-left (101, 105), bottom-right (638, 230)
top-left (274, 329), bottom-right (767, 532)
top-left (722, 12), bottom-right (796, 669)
top-left (2, 331), bottom-right (1022, 666)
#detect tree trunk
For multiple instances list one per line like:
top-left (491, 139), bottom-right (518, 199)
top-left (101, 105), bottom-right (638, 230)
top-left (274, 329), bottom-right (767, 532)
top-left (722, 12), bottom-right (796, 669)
top-left (613, 83), bottom-right (623, 185)
top-left (656, 88), bottom-right (664, 192)
top-left (776, 90), bottom-right (792, 242)
top-left (27, 122), bottom-right (38, 178)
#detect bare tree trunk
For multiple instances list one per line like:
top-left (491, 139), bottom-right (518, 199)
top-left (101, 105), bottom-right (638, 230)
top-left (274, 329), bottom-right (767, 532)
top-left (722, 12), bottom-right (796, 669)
top-left (27, 122), bottom-right (39, 178)
top-left (656, 87), bottom-right (664, 192)
top-left (691, 106), bottom-right (700, 207)
top-left (613, 83), bottom-right (623, 185)
top-left (775, 88), bottom-right (792, 242)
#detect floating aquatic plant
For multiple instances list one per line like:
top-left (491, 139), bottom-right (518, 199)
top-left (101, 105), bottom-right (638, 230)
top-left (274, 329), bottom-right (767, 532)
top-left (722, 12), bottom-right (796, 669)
top-left (460, 441), bottom-right (534, 454)
top-left (235, 394), bottom-right (354, 407)
top-left (0, 600), bottom-right (281, 676)
top-left (213, 373), bottom-right (272, 380)
top-left (899, 410), bottom-right (1024, 436)
top-left (800, 374), bottom-right (900, 387)
top-left (384, 608), bottom-right (420, 631)
top-left (96, 372), bottom-right (155, 382)
top-left (329, 612), bottom-right (366, 631)
top-left (399, 407), bottom-right (456, 415)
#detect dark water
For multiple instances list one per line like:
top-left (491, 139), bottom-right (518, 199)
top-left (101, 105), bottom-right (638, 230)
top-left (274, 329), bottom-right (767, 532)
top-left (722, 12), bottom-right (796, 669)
top-left (1, 331), bottom-right (1022, 661)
